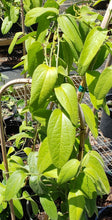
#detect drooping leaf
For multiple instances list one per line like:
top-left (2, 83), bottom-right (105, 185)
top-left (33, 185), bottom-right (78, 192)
top-left (85, 198), bottom-right (97, 218)
top-left (29, 176), bottom-right (47, 195)
top-left (8, 132), bottom-right (34, 148)
top-left (38, 137), bottom-right (52, 174)
top-left (47, 109), bottom-right (76, 168)
top-left (63, 34), bottom-right (79, 61)
top-left (5, 170), bottom-right (28, 201)
top-left (75, 172), bottom-right (97, 199)
top-left (80, 103), bottom-right (98, 138)
top-left (10, 5), bottom-right (19, 23)
top-left (57, 159), bottom-right (80, 184)
top-left (8, 32), bottom-right (23, 54)
top-left (68, 189), bottom-right (85, 220)
top-left (94, 66), bottom-right (112, 100)
top-left (82, 151), bottom-right (110, 195)
top-left (36, 18), bottom-right (50, 43)
top-left (23, 147), bottom-right (32, 156)
top-left (55, 83), bottom-right (78, 125)
top-left (0, 183), bottom-right (6, 204)
top-left (40, 195), bottom-right (58, 220)
top-left (28, 151), bottom-right (38, 174)
top-left (1, 16), bottom-right (13, 34)
top-left (23, 191), bottom-right (38, 214)
top-left (58, 14), bottom-right (83, 53)
top-left (86, 71), bottom-right (103, 109)
top-left (92, 45), bottom-right (109, 70)
top-left (25, 7), bottom-right (59, 26)
top-left (28, 41), bottom-right (44, 76)
top-left (13, 199), bottom-right (23, 219)
top-left (78, 27), bottom-right (107, 75)
top-left (59, 41), bottom-right (73, 72)
top-left (30, 64), bottom-right (58, 111)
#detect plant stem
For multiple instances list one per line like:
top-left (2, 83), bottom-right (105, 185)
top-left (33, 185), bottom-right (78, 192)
top-left (78, 104), bottom-right (85, 161)
top-left (20, 0), bottom-right (27, 125)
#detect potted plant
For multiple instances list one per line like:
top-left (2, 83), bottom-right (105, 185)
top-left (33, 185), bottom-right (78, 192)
top-left (0, 0), bottom-right (112, 219)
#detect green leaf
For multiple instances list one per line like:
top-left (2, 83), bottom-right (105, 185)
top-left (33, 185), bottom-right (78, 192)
top-left (63, 34), bottom-right (79, 61)
top-left (0, 183), bottom-right (6, 204)
top-left (59, 41), bottom-right (73, 72)
top-left (94, 66), bottom-right (112, 100)
top-left (29, 176), bottom-right (47, 195)
top-left (28, 41), bottom-right (44, 76)
top-left (40, 195), bottom-right (58, 220)
top-left (92, 45), bottom-right (109, 70)
top-left (55, 83), bottom-right (78, 125)
top-left (78, 27), bottom-right (107, 75)
top-left (82, 151), bottom-right (110, 195)
top-left (13, 200), bottom-right (23, 219)
top-left (68, 189), bottom-right (85, 220)
top-left (25, 7), bottom-right (59, 26)
top-left (31, 0), bottom-right (42, 7)
top-left (80, 103), bottom-right (98, 138)
top-left (8, 32), bottom-right (23, 54)
top-left (8, 132), bottom-right (34, 148)
top-left (1, 16), bottom-right (13, 34)
top-left (10, 6), bottom-right (19, 23)
top-left (23, 147), bottom-right (32, 156)
top-left (30, 64), bottom-right (58, 111)
top-left (7, 147), bottom-right (15, 156)
top-left (85, 198), bottom-right (97, 218)
top-left (58, 14), bottom-right (83, 53)
top-left (57, 159), bottom-right (80, 184)
top-left (16, 31), bottom-right (36, 44)
top-left (75, 172), bottom-right (97, 199)
top-left (44, 0), bottom-right (59, 9)
top-left (36, 18), bottom-right (50, 43)
top-left (5, 170), bottom-right (28, 201)
top-left (38, 137), bottom-right (52, 174)
top-left (28, 151), bottom-right (38, 174)
top-left (23, 191), bottom-right (38, 214)
top-left (47, 109), bottom-right (76, 168)
top-left (86, 71), bottom-right (103, 109)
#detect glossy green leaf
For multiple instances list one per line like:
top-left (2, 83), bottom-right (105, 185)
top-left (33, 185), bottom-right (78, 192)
top-left (82, 151), bottom-right (110, 195)
top-left (58, 14), bottom-right (83, 53)
top-left (13, 200), bottom-right (23, 219)
top-left (23, 191), bottom-right (38, 214)
top-left (55, 83), bottom-right (78, 125)
top-left (80, 103), bottom-right (98, 138)
top-left (78, 27), bottom-right (107, 75)
top-left (30, 64), bottom-right (58, 111)
top-left (28, 41), bottom-right (44, 76)
top-left (5, 170), bottom-right (28, 201)
top-left (28, 152), bottom-right (38, 174)
top-left (94, 66), bottom-right (112, 100)
top-left (1, 16), bottom-right (13, 34)
top-left (75, 172), bottom-right (97, 199)
top-left (57, 159), bottom-right (80, 184)
top-left (40, 195), bottom-right (58, 220)
top-left (10, 6), bottom-right (19, 23)
top-left (86, 71), bottom-right (103, 109)
top-left (47, 109), bottom-right (76, 168)
top-left (68, 189), bottom-right (85, 220)
top-left (38, 137), bottom-right (52, 174)
top-left (25, 7), bottom-right (59, 26)
top-left (8, 32), bottom-right (23, 54)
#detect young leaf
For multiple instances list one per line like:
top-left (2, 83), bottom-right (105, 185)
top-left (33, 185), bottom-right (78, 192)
top-left (30, 64), bottom-right (58, 111)
top-left (5, 170), bottom-right (28, 201)
top-left (40, 195), bottom-right (58, 220)
top-left (68, 189), bottom-right (85, 220)
top-left (23, 191), bottom-right (38, 214)
top-left (25, 7), bottom-right (59, 26)
top-left (13, 200), bottom-right (23, 219)
top-left (38, 137), bottom-right (52, 174)
top-left (80, 103), bottom-right (98, 138)
top-left (28, 41), bottom-right (44, 76)
top-left (1, 16), bottom-right (13, 34)
top-left (75, 172), bottom-right (97, 199)
top-left (8, 32), bottom-right (23, 54)
top-left (10, 5), bottom-right (19, 23)
top-left (78, 27), bottom-right (107, 75)
top-left (55, 83), bottom-right (78, 125)
top-left (57, 159), bottom-right (80, 184)
top-left (47, 109), bottom-right (76, 168)
top-left (86, 71), bottom-right (103, 109)
top-left (82, 151), bottom-right (110, 195)
top-left (28, 152), bottom-right (38, 174)
top-left (94, 66), bottom-right (112, 100)
top-left (58, 14), bottom-right (83, 53)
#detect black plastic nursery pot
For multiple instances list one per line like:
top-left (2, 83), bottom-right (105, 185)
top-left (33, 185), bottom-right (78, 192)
top-left (100, 89), bottom-right (112, 139)
top-left (95, 205), bottom-right (112, 220)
